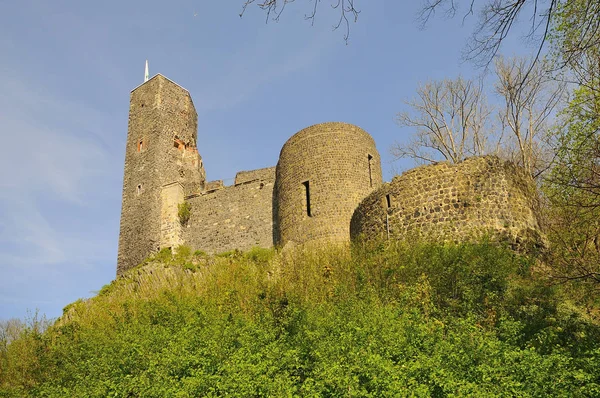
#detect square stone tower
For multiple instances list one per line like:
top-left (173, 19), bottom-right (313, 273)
top-left (117, 74), bottom-right (205, 275)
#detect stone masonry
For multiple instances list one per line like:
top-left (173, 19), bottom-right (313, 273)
top-left (184, 167), bottom-right (276, 254)
top-left (350, 156), bottom-right (546, 249)
top-left (116, 73), bottom-right (545, 276)
top-left (275, 123), bottom-right (383, 246)
top-left (117, 75), bottom-right (205, 275)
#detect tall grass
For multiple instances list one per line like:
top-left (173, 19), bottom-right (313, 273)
top-left (1, 241), bottom-right (599, 397)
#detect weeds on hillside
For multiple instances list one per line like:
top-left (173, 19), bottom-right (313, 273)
top-left (1, 240), bottom-right (599, 396)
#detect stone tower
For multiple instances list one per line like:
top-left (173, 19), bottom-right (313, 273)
top-left (117, 74), bottom-right (206, 275)
top-left (350, 156), bottom-right (546, 249)
top-left (275, 122), bottom-right (383, 247)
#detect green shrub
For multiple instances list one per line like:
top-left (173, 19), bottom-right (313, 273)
top-left (178, 202), bottom-right (191, 225)
top-left (153, 247), bottom-right (173, 263)
top-left (244, 246), bottom-right (276, 265)
top-left (2, 241), bottom-right (600, 397)
top-left (96, 282), bottom-right (114, 297)
top-left (193, 249), bottom-right (208, 257)
top-left (216, 249), bottom-right (242, 258)
top-left (182, 262), bottom-right (198, 272)
top-left (174, 245), bottom-right (192, 264)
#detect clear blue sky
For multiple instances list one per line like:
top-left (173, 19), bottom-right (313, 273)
top-left (0, 1), bottom-right (529, 321)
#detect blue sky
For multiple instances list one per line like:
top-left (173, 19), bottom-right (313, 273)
top-left (0, 1), bottom-right (530, 321)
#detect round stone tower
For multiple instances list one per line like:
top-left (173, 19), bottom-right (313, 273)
top-left (275, 122), bottom-right (382, 247)
top-left (350, 156), bottom-right (546, 250)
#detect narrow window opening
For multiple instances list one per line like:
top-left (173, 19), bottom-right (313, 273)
top-left (303, 181), bottom-right (312, 217)
top-left (386, 194), bottom-right (391, 208)
top-left (368, 154), bottom-right (373, 188)
top-left (136, 184), bottom-right (142, 195)
top-left (137, 140), bottom-right (144, 152)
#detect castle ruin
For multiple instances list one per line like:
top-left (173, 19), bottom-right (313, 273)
top-left (117, 74), bottom-right (544, 275)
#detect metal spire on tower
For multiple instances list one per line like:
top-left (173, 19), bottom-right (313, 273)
top-left (144, 60), bottom-right (149, 82)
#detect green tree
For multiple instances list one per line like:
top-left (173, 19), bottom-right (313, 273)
top-left (544, 83), bottom-right (600, 285)
top-left (541, 0), bottom-right (600, 287)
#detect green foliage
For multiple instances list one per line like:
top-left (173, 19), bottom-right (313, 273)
top-left (244, 246), bottom-right (276, 265)
top-left (174, 245), bottom-right (191, 263)
top-left (2, 242), bottom-right (600, 396)
top-left (193, 249), bottom-right (208, 257)
top-left (543, 82), bottom-right (600, 292)
top-left (215, 249), bottom-right (243, 258)
top-left (153, 247), bottom-right (173, 263)
top-left (550, 0), bottom-right (600, 77)
top-left (542, 0), bottom-right (600, 310)
top-left (177, 202), bottom-right (191, 225)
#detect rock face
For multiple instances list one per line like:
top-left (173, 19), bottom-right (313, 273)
top-left (350, 156), bottom-right (546, 250)
top-left (275, 122), bottom-right (383, 247)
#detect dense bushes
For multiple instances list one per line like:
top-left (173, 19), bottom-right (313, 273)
top-left (1, 242), bottom-right (599, 397)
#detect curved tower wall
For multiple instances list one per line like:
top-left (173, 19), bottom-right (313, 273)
top-left (275, 122), bottom-right (382, 247)
top-left (350, 156), bottom-right (545, 249)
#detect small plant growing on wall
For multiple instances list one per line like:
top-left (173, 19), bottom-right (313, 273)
top-left (178, 202), bottom-right (191, 226)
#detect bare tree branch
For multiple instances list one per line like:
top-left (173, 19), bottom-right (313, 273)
top-left (494, 56), bottom-right (565, 176)
top-left (240, 0), bottom-right (359, 42)
top-left (393, 77), bottom-right (494, 164)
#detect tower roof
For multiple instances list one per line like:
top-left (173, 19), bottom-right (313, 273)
top-left (130, 73), bottom-right (190, 94)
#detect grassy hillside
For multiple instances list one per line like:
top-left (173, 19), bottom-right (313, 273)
top-left (1, 241), bottom-right (599, 397)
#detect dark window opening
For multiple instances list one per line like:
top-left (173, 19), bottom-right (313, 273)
top-left (303, 181), bottom-right (312, 217)
top-left (137, 140), bottom-right (144, 152)
top-left (368, 154), bottom-right (373, 187)
top-left (173, 135), bottom-right (186, 150)
top-left (136, 184), bottom-right (142, 195)
top-left (386, 194), bottom-right (391, 208)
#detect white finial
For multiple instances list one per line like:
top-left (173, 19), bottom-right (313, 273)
top-left (144, 60), bottom-right (149, 82)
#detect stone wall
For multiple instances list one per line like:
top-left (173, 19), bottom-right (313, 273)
top-left (350, 156), bottom-right (545, 249)
top-left (117, 72), bottom-right (542, 279)
top-left (117, 75), bottom-right (205, 275)
top-left (183, 167), bottom-right (276, 253)
top-left (275, 122), bottom-right (383, 247)
top-left (235, 167), bottom-right (276, 185)
top-left (119, 74), bottom-right (544, 279)
top-left (160, 183), bottom-right (184, 249)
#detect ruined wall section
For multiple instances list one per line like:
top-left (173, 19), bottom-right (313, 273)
top-left (184, 167), bottom-right (276, 253)
top-left (117, 75), bottom-right (205, 275)
top-left (275, 122), bottom-right (383, 247)
top-left (350, 156), bottom-right (545, 249)
top-left (235, 167), bottom-right (276, 185)
top-left (157, 78), bottom-right (205, 198)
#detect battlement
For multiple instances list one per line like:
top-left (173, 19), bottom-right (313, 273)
top-left (235, 167), bottom-right (276, 185)
top-left (184, 167), bottom-right (276, 254)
